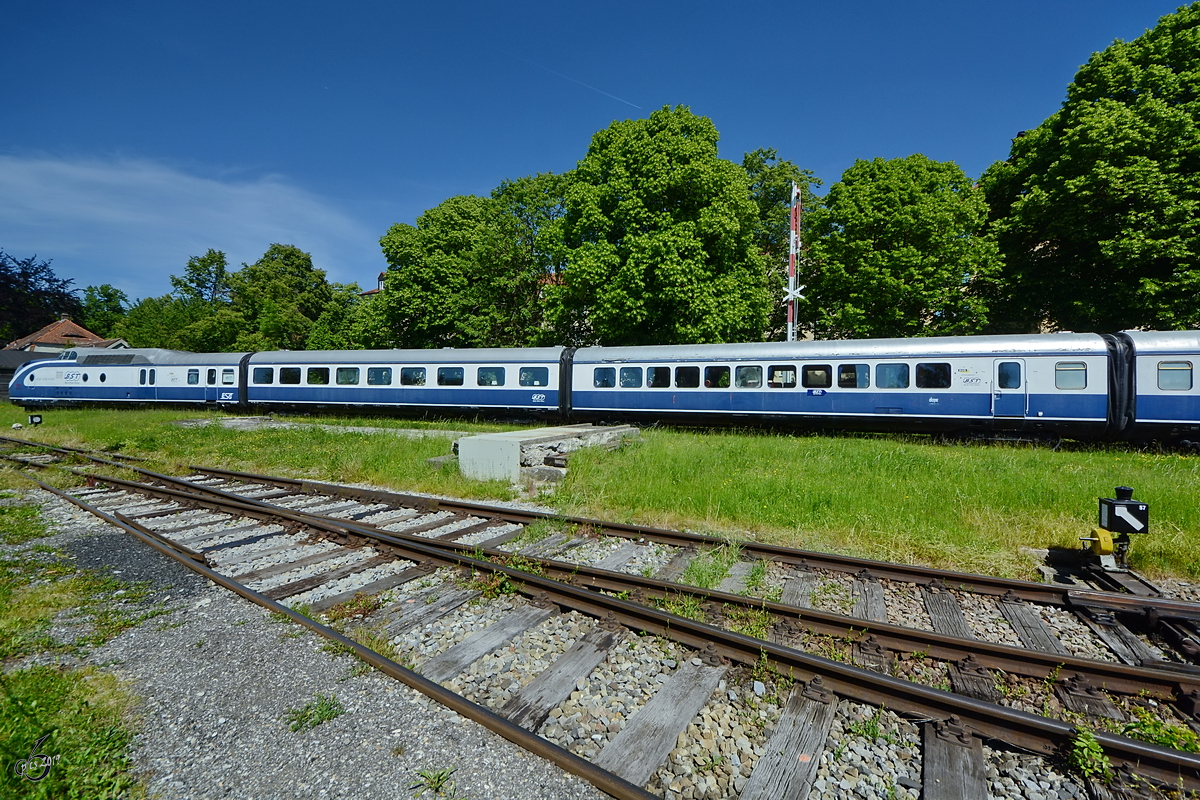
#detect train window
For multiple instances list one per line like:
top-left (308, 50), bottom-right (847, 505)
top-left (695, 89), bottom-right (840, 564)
top-left (367, 367), bottom-right (392, 386)
top-left (876, 363), bottom-right (909, 389)
top-left (307, 367), bottom-right (329, 385)
top-left (252, 367), bottom-right (273, 384)
top-left (735, 365), bottom-right (762, 388)
top-left (915, 363), bottom-right (951, 389)
top-left (675, 366), bottom-right (700, 388)
top-left (647, 367), bottom-right (671, 388)
top-left (478, 367), bottom-right (505, 386)
top-left (220, 369), bottom-right (234, 385)
top-left (438, 367), bottom-right (464, 386)
top-left (768, 366), bottom-right (796, 388)
top-left (207, 369), bottom-right (216, 385)
top-left (801, 365), bottom-right (832, 389)
top-left (1158, 361), bottom-right (1192, 391)
top-left (279, 368), bottom-right (302, 385)
top-left (519, 367), bottom-right (549, 387)
top-left (401, 367), bottom-right (426, 386)
top-left (704, 366), bottom-right (730, 388)
top-left (620, 367), bottom-right (643, 388)
top-left (998, 362), bottom-right (1021, 389)
top-left (188, 369), bottom-right (200, 385)
top-left (1055, 362), bottom-right (1087, 390)
top-left (149, 369), bottom-right (156, 385)
top-left (838, 364), bottom-right (869, 388)
top-left (336, 367), bottom-right (360, 385)
top-left (593, 367), bottom-right (616, 388)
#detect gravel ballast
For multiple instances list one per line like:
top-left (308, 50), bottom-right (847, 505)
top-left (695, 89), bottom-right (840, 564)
top-left (11, 482), bottom-right (1198, 800)
top-left (16, 490), bottom-right (607, 800)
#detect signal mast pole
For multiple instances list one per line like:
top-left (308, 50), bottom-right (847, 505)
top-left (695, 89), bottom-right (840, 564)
top-left (785, 181), bottom-right (805, 342)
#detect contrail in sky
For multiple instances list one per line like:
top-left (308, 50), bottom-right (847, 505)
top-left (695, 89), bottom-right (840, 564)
top-left (511, 56), bottom-right (642, 109)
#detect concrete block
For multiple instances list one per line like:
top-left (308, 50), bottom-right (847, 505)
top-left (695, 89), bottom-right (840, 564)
top-left (457, 425), bottom-right (638, 483)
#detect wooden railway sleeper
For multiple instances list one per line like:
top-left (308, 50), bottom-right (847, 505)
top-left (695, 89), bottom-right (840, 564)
top-left (14, 455), bottom-right (1200, 786)
top-left (31, 458), bottom-right (1200, 706)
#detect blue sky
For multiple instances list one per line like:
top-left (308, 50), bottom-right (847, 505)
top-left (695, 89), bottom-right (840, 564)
top-left (1, 1), bottom-right (1187, 302)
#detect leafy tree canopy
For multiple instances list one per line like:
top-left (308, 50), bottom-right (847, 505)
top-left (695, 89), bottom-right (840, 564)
top-left (377, 172), bottom-right (566, 348)
top-left (0, 250), bottom-right (81, 343)
top-left (79, 284), bottom-right (129, 338)
top-left (544, 105), bottom-right (772, 346)
top-left (801, 154), bottom-right (1000, 339)
top-left (115, 294), bottom-right (202, 349)
top-left (307, 283), bottom-right (366, 350)
top-left (982, 3), bottom-right (1200, 332)
top-left (117, 244), bottom-right (343, 351)
top-left (171, 249), bottom-right (231, 305)
top-left (228, 244), bottom-right (334, 351)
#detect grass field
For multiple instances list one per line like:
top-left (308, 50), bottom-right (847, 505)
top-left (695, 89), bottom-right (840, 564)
top-left (0, 503), bottom-right (163, 798)
top-left (2, 405), bottom-right (1197, 581)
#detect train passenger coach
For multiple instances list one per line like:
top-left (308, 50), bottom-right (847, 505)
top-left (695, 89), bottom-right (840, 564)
top-left (242, 348), bottom-right (564, 412)
top-left (569, 334), bottom-right (1118, 438)
top-left (1123, 331), bottom-right (1200, 442)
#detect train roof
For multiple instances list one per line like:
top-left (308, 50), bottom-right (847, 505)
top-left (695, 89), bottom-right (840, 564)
top-left (249, 347), bottom-right (566, 364)
top-left (1121, 330), bottom-right (1200, 354)
top-left (13, 348), bottom-right (237, 367)
top-left (69, 349), bottom-right (250, 366)
top-left (574, 333), bottom-right (1110, 363)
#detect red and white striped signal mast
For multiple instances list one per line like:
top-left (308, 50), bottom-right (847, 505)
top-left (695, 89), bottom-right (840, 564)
top-left (785, 181), bottom-right (805, 342)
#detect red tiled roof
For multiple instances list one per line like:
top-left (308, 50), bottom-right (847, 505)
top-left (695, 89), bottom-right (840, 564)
top-left (4, 318), bottom-right (105, 351)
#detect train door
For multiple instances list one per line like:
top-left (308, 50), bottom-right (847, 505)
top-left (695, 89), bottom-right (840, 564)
top-left (992, 359), bottom-right (1027, 417)
top-left (204, 367), bottom-right (219, 403)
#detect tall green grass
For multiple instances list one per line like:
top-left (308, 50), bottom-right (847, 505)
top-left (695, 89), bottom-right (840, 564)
top-left (3, 406), bottom-right (1196, 580)
top-left (0, 407), bottom-right (514, 499)
top-left (556, 429), bottom-right (1200, 580)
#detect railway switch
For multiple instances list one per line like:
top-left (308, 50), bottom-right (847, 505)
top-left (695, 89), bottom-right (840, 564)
top-left (1082, 486), bottom-right (1148, 571)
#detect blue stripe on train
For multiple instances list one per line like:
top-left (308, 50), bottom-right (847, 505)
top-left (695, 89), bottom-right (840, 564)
top-left (1135, 394), bottom-right (1200, 423)
top-left (248, 386), bottom-right (557, 409)
top-left (573, 390), bottom-right (1108, 420)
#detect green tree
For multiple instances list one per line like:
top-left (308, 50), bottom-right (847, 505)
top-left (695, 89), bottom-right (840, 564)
top-left (545, 106), bottom-right (771, 345)
top-left (170, 249), bottom-right (231, 305)
top-left (229, 244), bottom-right (332, 350)
top-left (340, 293), bottom-right (394, 349)
top-left (801, 155), bottom-right (1000, 339)
top-left (0, 250), bottom-right (80, 342)
top-left (377, 174), bottom-right (565, 348)
top-left (79, 284), bottom-right (128, 338)
top-left (114, 295), bottom-right (198, 349)
top-left (982, 3), bottom-right (1200, 332)
top-left (307, 283), bottom-right (365, 350)
top-left (741, 148), bottom-right (821, 339)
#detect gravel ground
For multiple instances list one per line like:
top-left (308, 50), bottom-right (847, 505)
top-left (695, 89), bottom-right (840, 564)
top-left (10, 483), bottom-right (1197, 800)
top-left (11, 490), bottom-right (607, 800)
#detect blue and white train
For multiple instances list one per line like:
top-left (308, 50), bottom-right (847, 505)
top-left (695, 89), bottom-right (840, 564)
top-left (8, 331), bottom-right (1200, 443)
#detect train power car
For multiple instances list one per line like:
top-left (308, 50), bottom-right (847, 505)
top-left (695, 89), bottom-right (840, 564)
top-left (7, 331), bottom-right (1200, 444)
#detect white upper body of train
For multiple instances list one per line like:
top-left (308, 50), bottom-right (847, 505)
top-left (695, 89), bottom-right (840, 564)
top-left (8, 330), bottom-right (1200, 441)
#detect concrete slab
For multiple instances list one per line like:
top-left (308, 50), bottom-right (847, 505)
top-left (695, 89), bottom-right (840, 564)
top-left (457, 424), bottom-right (637, 482)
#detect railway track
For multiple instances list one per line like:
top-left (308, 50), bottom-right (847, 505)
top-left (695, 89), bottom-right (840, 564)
top-left (4, 438), bottom-right (1200, 798)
